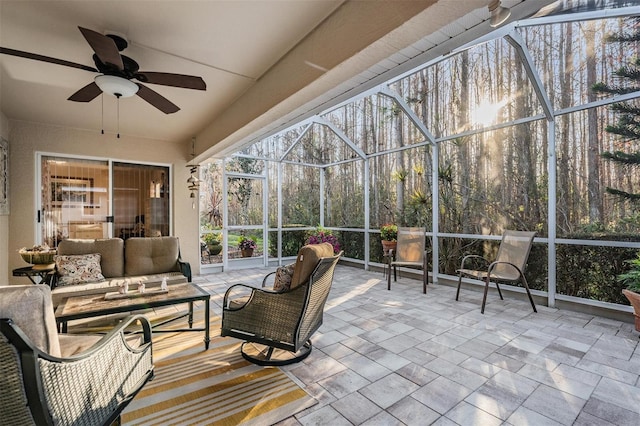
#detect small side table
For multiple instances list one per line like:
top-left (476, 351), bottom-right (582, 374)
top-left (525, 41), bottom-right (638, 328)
top-left (13, 264), bottom-right (55, 286)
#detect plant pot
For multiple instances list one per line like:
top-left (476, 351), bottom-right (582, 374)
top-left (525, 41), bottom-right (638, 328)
top-left (381, 240), bottom-right (397, 254)
top-left (207, 243), bottom-right (222, 256)
top-left (241, 248), bottom-right (254, 258)
top-left (622, 289), bottom-right (640, 331)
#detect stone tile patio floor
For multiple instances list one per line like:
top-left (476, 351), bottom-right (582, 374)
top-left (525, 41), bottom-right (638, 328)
top-left (194, 265), bottom-right (640, 426)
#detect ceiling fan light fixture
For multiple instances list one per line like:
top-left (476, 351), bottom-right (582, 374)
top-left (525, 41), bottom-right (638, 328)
top-left (95, 75), bottom-right (138, 98)
top-left (488, 0), bottom-right (511, 28)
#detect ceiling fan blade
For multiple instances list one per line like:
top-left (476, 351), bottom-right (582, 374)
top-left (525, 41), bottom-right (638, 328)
top-left (68, 82), bottom-right (102, 102)
top-left (136, 71), bottom-right (206, 90)
top-left (0, 47), bottom-right (97, 72)
top-left (78, 26), bottom-right (123, 71)
top-left (136, 83), bottom-right (180, 114)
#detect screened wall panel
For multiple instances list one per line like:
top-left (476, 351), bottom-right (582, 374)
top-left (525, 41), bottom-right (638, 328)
top-left (324, 162), bottom-right (364, 228)
top-left (369, 148), bottom-right (433, 230)
top-left (227, 177), bottom-right (263, 226)
top-left (556, 107), bottom-right (640, 237)
top-left (323, 93), bottom-right (426, 155)
top-left (438, 121), bottom-right (547, 235)
top-left (281, 163), bottom-right (320, 227)
top-left (393, 38), bottom-right (544, 139)
top-left (524, 17), bottom-right (638, 112)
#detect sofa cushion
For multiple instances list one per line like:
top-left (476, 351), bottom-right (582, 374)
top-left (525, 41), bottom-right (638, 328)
top-left (55, 253), bottom-right (105, 286)
top-left (57, 238), bottom-right (124, 278)
top-left (125, 236), bottom-right (181, 277)
top-left (290, 243), bottom-right (335, 289)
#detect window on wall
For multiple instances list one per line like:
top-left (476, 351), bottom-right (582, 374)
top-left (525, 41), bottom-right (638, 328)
top-left (40, 155), bottom-right (170, 247)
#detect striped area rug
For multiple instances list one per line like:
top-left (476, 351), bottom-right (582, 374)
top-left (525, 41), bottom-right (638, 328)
top-left (121, 316), bottom-right (316, 426)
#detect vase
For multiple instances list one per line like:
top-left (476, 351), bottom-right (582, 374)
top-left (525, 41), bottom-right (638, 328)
top-left (241, 248), bottom-right (254, 258)
top-left (622, 289), bottom-right (640, 331)
top-left (207, 243), bottom-right (222, 256)
top-left (381, 240), bottom-right (397, 254)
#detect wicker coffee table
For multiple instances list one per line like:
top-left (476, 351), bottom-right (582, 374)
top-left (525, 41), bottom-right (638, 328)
top-left (55, 282), bottom-right (211, 349)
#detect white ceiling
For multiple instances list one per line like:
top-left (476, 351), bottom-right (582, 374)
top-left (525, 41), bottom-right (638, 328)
top-left (0, 0), bottom-right (552, 160)
top-left (0, 0), bottom-right (344, 141)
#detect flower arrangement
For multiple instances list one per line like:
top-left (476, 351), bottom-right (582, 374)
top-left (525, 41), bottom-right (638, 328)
top-left (203, 232), bottom-right (221, 246)
top-left (18, 244), bottom-right (57, 264)
top-left (380, 224), bottom-right (398, 241)
top-left (238, 236), bottom-right (257, 250)
top-left (305, 227), bottom-right (341, 254)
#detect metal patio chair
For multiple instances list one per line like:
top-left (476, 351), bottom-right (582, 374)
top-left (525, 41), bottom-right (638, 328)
top-left (456, 230), bottom-right (537, 314)
top-left (387, 227), bottom-right (429, 294)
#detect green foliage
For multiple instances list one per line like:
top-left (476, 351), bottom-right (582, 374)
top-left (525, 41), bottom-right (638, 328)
top-left (268, 229), bottom-right (309, 257)
top-left (556, 233), bottom-right (639, 304)
top-left (380, 224), bottom-right (397, 241)
top-left (593, 19), bottom-right (640, 202)
top-left (617, 252), bottom-right (640, 292)
top-left (202, 232), bottom-right (221, 246)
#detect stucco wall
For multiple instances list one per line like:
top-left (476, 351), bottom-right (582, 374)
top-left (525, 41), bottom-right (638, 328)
top-left (6, 120), bottom-right (200, 284)
top-left (0, 111), bottom-right (9, 284)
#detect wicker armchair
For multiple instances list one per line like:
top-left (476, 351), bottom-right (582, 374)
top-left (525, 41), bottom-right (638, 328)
top-left (0, 285), bottom-right (154, 426)
top-left (221, 243), bottom-right (341, 366)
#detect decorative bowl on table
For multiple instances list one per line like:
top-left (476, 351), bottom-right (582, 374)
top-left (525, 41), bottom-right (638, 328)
top-left (19, 245), bottom-right (57, 264)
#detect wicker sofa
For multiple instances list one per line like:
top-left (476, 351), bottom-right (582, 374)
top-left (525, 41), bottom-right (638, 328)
top-left (50, 236), bottom-right (191, 306)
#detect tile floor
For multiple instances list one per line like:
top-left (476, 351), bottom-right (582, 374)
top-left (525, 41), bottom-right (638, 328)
top-left (194, 265), bottom-right (640, 426)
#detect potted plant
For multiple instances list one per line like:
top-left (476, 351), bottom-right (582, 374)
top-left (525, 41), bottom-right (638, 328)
top-left (305, 227), bottom-right (341, 254)
top-left (380, 224), bottom-right (398, 252)
top-left (238, 236), bottom-right (257, 258)
top-left (202, 232), bottom-right (222, 256)
top-left (619, 252), bottom-right (640, 331)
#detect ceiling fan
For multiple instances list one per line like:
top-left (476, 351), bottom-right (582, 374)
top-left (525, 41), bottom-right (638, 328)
top-left (0, 26), bottom-right (206, 114)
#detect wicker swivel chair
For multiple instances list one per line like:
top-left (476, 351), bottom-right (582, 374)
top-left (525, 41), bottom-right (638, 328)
top-left (456, 230), bottom-right (537, 314)
top-left (0, 285), bottom-right (154, 426)
top-left (387, 227), bottom-right (429, 294)
top-left (221, 243), bottom-right (341, 366)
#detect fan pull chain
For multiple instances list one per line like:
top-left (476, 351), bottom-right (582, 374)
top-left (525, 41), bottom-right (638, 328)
top-left (101, 94), bottom-right (104, 135)
top-left (116, 95), bottom-right (121, 139)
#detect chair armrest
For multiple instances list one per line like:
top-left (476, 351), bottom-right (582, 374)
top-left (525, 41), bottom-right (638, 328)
top-left (458, 254), bottom-right (489, 271)
top-left (487, 260), bottom-right (523, 280)
top-left (178, 259), bottom-right (192, 282)
top-left (1, 315), bottom-right (154, 426)
top-left (262, 271), bottom-right (276, 288)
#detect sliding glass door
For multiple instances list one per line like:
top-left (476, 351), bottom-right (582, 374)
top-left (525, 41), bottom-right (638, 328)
top-left (39, 155), bottom-right (170, 247)
top-left (113, 162), bottom-right (169, 240)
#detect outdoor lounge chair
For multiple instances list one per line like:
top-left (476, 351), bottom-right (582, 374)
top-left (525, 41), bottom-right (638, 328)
top-left (456, 230), bottom-right (537, 314)
top-left (387, 227), bottom-right (429, 294)
top-left (221, 243), bottom-right (341, 366)
top-left (0, 285), bottom-right (154, 426)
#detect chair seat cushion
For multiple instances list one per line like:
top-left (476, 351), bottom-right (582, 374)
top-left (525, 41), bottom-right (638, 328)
top-left (58, 334), bottom-right (103, 357)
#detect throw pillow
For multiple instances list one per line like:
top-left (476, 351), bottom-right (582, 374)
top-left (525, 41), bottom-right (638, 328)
top-left (273, 263), bottom-right (295, 292)
top-left (55, 253), bottom-right (105, 286)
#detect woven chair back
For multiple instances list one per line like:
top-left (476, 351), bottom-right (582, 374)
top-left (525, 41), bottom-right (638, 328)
top-left (297, 253), bottom-right (341, 346)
